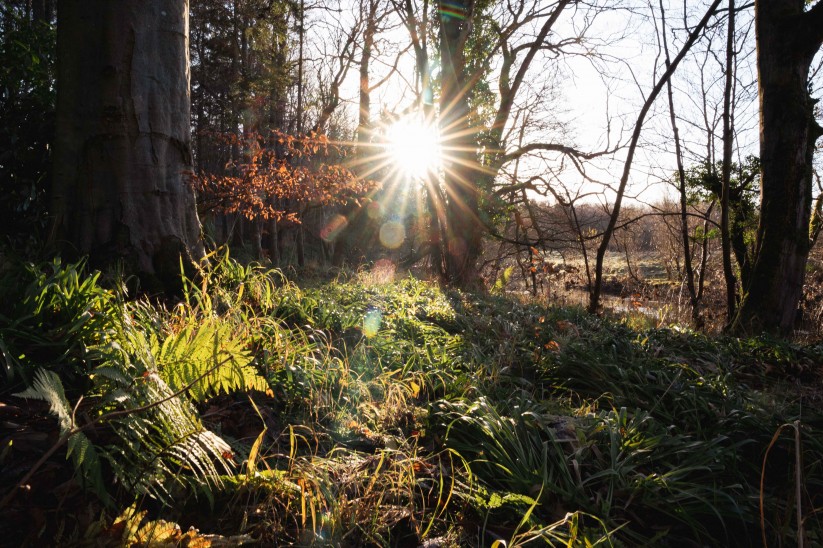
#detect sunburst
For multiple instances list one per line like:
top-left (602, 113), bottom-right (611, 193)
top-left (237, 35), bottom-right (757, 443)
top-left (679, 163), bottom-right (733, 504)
top-left (385, 117), bottom-right (441, 179)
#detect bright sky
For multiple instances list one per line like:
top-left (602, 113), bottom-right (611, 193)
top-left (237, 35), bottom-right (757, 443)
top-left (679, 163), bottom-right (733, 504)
top-left (303, 1), bottom-right (818, 206)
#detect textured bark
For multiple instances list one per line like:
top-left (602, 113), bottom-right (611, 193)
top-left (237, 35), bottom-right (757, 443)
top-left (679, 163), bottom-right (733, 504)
top-left (50, 0), bottom-right (203, 283)
top-left (357, 0), bottom-right (378, 146)
top-left (439, 0), bottom-right (482, 287)
top-left (732, 0), bottom-right (823, 334)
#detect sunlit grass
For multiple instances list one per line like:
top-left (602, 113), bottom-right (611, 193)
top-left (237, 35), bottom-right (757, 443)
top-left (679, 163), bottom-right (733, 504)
top-left (3, 253), bottom-right (823, 546)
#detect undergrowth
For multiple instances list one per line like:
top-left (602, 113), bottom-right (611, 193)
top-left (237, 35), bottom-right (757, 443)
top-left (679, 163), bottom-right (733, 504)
top-left (1, 251), bottom-right (821, 546)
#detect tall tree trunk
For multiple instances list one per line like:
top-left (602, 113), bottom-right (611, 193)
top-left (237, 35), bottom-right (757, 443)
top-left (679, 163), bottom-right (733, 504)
top-left (720, 0), bottom-right (738, 324)
top-left (357, 0), bottom-right (377, 147)
top-left (267, 8), bottom-right (288, 265)
top-left (296, 218), bottom-right (305, 268)
top-left (588, 0), bottom-right (721, 313)
top-left (660, 0), bottom-right (701, 327)
top-left (295, 0), bottom-right (304, 134)
top-left (332, 0), bottom-right (379, 267)
top-left (50, 0), bottom-right (203, 290)
top-left (32, 0), bottom-right (53, 23)
top-left (268, 217), bottom-right (281, 266)
top-left (439, 0), bottom-right (482, 286)
top-left (294, 0), bottom-right (306, 269)
top-left (732, 0), bottom-right (823, 334)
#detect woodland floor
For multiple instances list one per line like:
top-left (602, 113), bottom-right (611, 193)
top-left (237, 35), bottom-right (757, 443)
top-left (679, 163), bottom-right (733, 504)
top-left (1, 255), bottom-right (822, 547)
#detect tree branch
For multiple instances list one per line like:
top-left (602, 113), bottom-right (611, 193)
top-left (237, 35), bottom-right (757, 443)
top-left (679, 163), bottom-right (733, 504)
top-left (492, 0), bottom-right (570, 137)
top-left (501, 142), bottom-right (616, 164)
top-left (589, 0), bottom-right (722, 312)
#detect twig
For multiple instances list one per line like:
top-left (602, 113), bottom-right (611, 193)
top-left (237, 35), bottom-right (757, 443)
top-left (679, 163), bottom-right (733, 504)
top-left (0, 354), bottom-right (235, 510)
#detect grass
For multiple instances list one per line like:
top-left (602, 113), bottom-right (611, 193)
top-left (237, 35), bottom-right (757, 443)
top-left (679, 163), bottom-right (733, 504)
top-left (1, 251), bottom-right (822, 546)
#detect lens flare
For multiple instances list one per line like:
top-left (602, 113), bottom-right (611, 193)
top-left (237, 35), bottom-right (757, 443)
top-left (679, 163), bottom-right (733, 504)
top-left (320, 214), bottom-right (348, 242)
top-left (439, 1), bottom-right (468, 20)
top-left (379, 221), bottom-right (405, 249)
top-left (363, 309), bottom-right (382, 337)
top-left (367, 200), bottom-right (385, 220)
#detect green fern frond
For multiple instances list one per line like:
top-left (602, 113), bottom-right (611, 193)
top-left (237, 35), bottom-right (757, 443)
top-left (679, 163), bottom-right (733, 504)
top-left (15, 369), bottom-right (73, 431)
top-left (91, 364), bottom-right (132, 385)
top-left (14, 369), bottom-right (109, 503)
top-left (85, 315), bottom-right (238, 504)
top-left (153, 319), bottom-right (268, 402)
top-left (100, 370), bottom-right (233, 504)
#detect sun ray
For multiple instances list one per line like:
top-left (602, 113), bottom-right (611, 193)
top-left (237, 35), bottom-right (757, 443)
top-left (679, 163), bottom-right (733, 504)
top-left (385, 117), bottom-right (441, 179)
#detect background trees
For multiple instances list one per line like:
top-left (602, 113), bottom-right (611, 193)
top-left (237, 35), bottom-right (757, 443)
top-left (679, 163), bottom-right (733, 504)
top-left (0, 3), bottom-right (55, 245)
top-left (4, 5), bottom-right (823, 543)
top-left (1, 0), bottom-right (821, 334)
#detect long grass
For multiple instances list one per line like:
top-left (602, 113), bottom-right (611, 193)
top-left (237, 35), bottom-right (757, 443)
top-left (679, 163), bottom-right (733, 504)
top-left (1, 253), bottom-right (821, 546)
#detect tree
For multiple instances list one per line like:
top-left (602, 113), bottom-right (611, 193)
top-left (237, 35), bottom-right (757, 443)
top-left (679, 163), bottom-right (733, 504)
top-left (421, 0), bottom-right (605, 286)
top-left (589, 0), bottom-right (722, 313)
top-left (731, 0), bottom-right (823, 334)
top-left (0, 3), bottom-right (55, 245)
top-left (49, 0), bottom-right (203, 290)
top-left (659, 0), bottom-right (702, 326)
top-left (193, 130), bottom-right (373, 227)
top-left (719, 0), bottom-right (738, 323)
top-left (438, 0), bottom-right (482, 286)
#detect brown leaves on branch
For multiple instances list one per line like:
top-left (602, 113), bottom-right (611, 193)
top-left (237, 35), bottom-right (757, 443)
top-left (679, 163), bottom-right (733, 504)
top-left (190, 130), bottom-right (377, 223)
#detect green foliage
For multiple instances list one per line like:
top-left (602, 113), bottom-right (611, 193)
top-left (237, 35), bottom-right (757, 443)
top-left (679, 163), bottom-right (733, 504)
top-left (685, 156), bottom-right (760, 206)
top-left (152, 318), bottom-right (269, 402)
top-left (14, 369), bottom-right (107, 502)
top-left (0, 258), bottom-right (118, 389)
top-left (12, 313), bottom-right (237, 507)
top-left (1, 254), bottom-right (271, 512)
top-left (684, 157), bottom-right (760, 278)
top-left (491, 266), bottom-right (514, 294)
top-left (98, 364), bottom-right (234, 505)
top-left (4, 254), bottom-right (822, 546)
top-left (0, 9), bottom-right (55, 243)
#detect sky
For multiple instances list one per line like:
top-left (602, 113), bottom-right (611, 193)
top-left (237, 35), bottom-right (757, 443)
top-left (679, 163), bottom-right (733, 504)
top-left (300, 0), bottom-right (819, 207)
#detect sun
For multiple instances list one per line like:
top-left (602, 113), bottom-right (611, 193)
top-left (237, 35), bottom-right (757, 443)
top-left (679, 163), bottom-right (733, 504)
top-left (386, 118), bottom-right (441, 178)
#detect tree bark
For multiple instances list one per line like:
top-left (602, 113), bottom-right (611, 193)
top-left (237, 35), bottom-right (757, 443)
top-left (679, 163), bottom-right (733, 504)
top-left (732, 0), bottom-right (823, 334)
top-left (357, 0), bottom-right (377, 147)
top-left (720, 0), bottom-right (738, 324)
top-left (439, 0), bottom-right (482, 287)
top-left (50, 0), bottom-right (203, 288)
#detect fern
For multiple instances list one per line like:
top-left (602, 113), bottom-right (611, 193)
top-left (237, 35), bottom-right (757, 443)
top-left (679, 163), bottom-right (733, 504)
top-left (0, 258), bottom-right (119, 385)
top-left (14, 369), bottom-right (109, 503)
top-left (152, 319), bottom-right (269, 402)
top-left (5, 257), bottom-right (262, 508)
top-left (103, 372), bottom-right (233, 503)
top-left (88, 317), bottom-right (237, 504)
